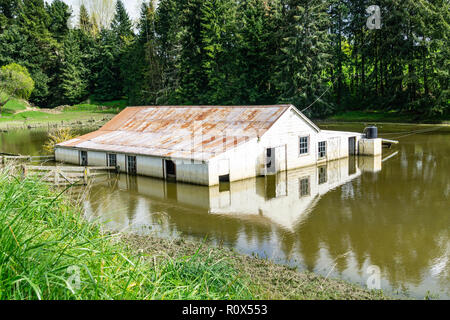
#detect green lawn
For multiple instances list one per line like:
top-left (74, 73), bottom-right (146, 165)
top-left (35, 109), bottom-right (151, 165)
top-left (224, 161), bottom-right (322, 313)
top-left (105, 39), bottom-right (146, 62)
top-left (2, 99), bottom-right (27, 114)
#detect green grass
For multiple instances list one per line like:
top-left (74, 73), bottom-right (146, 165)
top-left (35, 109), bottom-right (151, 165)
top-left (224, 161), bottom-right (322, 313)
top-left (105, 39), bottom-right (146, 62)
top-left (2, 99), bottom-right (27, 114)
top-left (0, 168), bottom-right (251, 300)
top-left (89, 98), bottom-right (128, 109)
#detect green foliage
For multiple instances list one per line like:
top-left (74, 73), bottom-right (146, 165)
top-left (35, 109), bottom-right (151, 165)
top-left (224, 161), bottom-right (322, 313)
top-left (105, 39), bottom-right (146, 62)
top-left (0, 0), bottom-right (447, 119)
top-left (0, 63), bottom-right (35, 99)
top-left (57, 31), bottom-right (89, 105)
top-left (46, 0), bottom-right (71, 40)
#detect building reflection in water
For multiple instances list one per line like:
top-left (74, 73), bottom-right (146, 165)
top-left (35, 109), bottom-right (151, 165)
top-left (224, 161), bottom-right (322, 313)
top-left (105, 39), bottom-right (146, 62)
top-left (78, 153), bottom-right (448, 299)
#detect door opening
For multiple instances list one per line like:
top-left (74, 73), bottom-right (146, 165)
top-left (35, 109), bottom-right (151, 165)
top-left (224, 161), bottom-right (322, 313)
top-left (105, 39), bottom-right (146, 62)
top-left (266, 148), bottom-right (276, 174)
top-left (349, 137), bottom-right (356, 156)
top-left (127, 156), bottom-right (137, 175)
top-left (80, 151), bottom-right (88, 166)
top-left (165, 159), bottom-right (176, 180)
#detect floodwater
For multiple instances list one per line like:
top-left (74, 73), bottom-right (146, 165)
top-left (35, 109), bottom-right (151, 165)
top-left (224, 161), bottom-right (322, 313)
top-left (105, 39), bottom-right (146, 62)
top-left (1, 123), bottom-right (449, 299)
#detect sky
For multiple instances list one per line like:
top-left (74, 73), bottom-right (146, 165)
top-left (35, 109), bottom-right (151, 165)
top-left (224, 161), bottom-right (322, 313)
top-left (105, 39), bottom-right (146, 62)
top-left (48, 0), bottom-right (144, 25)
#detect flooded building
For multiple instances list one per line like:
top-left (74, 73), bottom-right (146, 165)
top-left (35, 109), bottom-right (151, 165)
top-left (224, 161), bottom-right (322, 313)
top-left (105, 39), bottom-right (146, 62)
top-left (55, 105), bottom-right (381, 186)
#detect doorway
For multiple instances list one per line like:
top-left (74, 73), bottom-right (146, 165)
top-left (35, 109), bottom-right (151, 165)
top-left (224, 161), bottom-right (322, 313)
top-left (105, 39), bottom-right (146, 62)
top-left (127, 156), bottom-right (137, 175)
top-left (164, 159), bottom-right (176, 180)
top-left (80, 151), bottom-right (88, 166)
top-left (266, 148), bottom-right (276, 175)
top-left (349, 137), bottom-right (356, 156)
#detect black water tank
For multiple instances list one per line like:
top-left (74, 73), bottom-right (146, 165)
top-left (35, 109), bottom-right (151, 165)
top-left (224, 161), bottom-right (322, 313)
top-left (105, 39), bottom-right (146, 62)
top-left (364, 126), bottom-right (378, 139)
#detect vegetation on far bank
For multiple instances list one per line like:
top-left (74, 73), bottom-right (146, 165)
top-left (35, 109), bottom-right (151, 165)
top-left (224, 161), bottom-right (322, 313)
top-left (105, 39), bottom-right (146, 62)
top-left (0, 167), bottom-right (388, 300)
top-left (322, 110), bottom-right (450, 124)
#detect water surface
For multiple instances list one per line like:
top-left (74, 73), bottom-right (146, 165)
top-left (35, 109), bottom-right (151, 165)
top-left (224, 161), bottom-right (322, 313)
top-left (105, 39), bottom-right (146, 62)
top-left (1, 123), bottom-right (448, 299)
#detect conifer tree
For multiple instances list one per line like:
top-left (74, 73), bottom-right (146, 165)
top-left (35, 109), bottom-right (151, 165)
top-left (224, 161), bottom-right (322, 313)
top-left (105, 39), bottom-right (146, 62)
top-left (57, 31), bottom-right (88, 104)
top-left (276, 0), bottom-right (333, 117)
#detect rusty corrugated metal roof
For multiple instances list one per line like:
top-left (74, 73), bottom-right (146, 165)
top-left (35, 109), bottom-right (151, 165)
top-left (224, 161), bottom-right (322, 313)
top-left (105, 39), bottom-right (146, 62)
top-left (57, 105), bottom-right (292, 161)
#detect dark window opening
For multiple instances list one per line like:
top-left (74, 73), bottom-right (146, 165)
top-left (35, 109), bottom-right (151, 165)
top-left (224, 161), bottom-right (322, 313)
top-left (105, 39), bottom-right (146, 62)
top-left (219, 174), bottom-right (230, 182)
top-left (108, 154), bottom-right (117, 167)
top-left (80, 151), bottom-right (88, 166)
top-left (299, 177), bottom-right (310, 197)
top-left (299, 136), bottom-right (309, 155)
top-left (318, 166), bottom-right (327, 184)
top-left (127, 156), bottom-right (137, 175)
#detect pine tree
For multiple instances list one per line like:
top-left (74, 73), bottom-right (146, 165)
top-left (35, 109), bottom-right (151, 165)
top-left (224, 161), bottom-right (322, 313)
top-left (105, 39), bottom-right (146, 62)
top-left (79, 4), bottom-right (91, 35)
top-left (235, 0), bottom-right (281, 104)
top-left (110, 0), bottom-right (134, 48)
top-left (57, 31), bottom-right (88, 104)
top-left (0, 0), bottom-right (19, 33)
top-left (276, 0), bottom-right (333, 117)
top-left (155, 0), bottom-right (181, 103)
top-left (175, 0), bottom-right (238, 104)
top-left (123, 1), bottom-right (162, 105)
top-left (46, 0), bottom-right (71, 40)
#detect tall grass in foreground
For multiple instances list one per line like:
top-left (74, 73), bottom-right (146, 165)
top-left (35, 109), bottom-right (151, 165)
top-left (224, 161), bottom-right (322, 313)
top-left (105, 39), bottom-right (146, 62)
top-left (0, 167), bottom-right (252, 300)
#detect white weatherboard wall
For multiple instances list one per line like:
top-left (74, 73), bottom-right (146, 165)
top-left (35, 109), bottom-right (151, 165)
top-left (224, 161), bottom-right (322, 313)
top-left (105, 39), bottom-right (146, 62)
top-left (55, 147), bottom-right (79, 164)
top-left (175, 160), bottom-right (210, 185)
top-left (260, 108), bottom-right (319, 173)
top-left (137, 155), bottom-right (164, 178)
top-left (87, 151), bottom-right (107, 166)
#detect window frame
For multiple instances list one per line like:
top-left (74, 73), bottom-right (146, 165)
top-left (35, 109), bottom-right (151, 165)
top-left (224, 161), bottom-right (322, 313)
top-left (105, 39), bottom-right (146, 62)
top-left (108, 153), bottom-right (117, 167)
top-left (299, 136), bottom-right (310, 156)
top-left (299, 176), bottom-right (311, 197)
top-left (318, 141), bottom-right (327, 159)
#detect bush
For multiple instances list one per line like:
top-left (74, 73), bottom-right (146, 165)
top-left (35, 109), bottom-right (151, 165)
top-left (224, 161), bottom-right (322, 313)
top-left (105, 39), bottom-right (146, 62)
top-left (0, 63), bottom-right (35, 100)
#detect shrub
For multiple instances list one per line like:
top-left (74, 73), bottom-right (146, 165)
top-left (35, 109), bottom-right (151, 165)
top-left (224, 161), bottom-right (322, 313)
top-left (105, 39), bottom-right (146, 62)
top-left (0, 63), bottom-right (35, 100)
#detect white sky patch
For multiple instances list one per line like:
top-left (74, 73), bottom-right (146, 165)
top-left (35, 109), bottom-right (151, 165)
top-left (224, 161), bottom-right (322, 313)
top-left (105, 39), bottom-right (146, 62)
top-left (47, 0), bottom-right (146, 27)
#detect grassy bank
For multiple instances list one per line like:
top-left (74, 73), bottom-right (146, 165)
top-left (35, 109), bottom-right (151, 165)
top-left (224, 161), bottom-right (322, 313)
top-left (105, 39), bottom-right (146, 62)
top-left (0, 168), bottom-right (251, 300)
top-left (0, 167), bottom-right (387, 300)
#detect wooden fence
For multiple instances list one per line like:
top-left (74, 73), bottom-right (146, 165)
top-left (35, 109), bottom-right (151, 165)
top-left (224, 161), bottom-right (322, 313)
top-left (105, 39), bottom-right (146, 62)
top-left (22, 166), bottom-right (117, 186)
top-left (1, 154), bottom-right (55, 164)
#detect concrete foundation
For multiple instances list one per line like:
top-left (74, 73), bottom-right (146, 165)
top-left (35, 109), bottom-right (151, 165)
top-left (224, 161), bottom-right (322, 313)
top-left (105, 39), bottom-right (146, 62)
top-left (359, 138), bottom-right (382, 156)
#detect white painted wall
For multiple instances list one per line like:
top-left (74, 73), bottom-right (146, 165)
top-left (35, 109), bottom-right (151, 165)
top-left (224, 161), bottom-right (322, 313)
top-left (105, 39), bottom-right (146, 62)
top-left (87, 151), bottom-right (107, 166)
top-left (55, 147), bottom-right (79, 164)
top-left (137, 155), bottom-right (164, 178)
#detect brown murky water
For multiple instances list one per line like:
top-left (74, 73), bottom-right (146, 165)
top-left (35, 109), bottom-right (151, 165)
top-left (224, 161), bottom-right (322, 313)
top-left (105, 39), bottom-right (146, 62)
top-left (1, 123), bottom-right (449, 299)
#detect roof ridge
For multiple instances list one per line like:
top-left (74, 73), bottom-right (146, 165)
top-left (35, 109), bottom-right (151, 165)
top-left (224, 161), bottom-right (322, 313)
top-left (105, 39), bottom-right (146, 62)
top-left (125, 105), bottom-right (293, 109)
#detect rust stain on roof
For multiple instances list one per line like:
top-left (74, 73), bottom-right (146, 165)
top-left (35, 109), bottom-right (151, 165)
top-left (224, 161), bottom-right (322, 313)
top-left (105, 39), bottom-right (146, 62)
top-left (56, 105), bottom-right (292, 161)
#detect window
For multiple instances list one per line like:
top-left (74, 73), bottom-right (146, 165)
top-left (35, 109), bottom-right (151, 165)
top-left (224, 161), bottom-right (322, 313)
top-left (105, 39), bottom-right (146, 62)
top-left (299, 136), bottom-right (309, 155)
top-left (108, 154), bottom-right (117, 167)
top-left (318, 141), bottom-right (327, 158)
top-left (318, 166), bottom-right (327, 184)
top-left (299, 177), bottom-right (310, 197)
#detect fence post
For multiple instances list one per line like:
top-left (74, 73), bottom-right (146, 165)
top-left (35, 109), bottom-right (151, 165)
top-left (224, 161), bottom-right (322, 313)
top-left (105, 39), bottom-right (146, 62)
top-left (21, 165), bottom-right (27, 178)
top-left (55, 168), bottom-right (59, 185)
top-left (84, 168), bottom-right (88, 185)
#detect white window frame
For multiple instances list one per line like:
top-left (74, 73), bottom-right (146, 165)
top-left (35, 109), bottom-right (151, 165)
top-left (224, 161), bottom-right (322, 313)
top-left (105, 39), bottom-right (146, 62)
top-left (318, 141), bottom-right (327, 159)
top-left (299, 136), bottom-right (310, 156)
